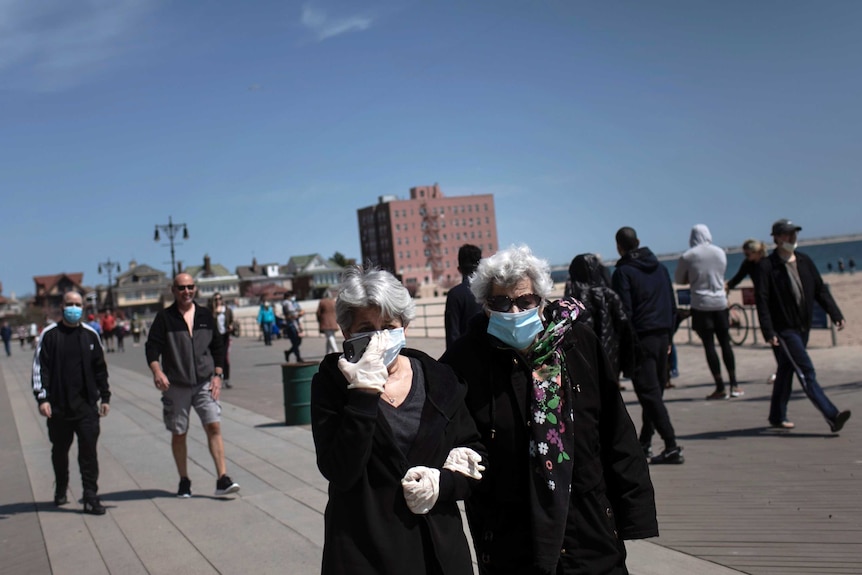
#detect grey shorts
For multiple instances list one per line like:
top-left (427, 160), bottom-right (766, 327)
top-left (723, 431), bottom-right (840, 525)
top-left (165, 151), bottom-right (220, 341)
top-left (161, 381), bottom-right (221, 435)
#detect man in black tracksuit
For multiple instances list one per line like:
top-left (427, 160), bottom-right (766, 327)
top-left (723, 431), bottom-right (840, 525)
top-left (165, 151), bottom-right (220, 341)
top-left (612, 226), bottom-right (683, 465)
top-left (32, 291), bottom-right (110, 514)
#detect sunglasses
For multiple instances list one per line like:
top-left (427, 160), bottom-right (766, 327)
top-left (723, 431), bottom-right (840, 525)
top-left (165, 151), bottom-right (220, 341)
top-left (175, 284), bottom-right (196, 291)
top-left (486, 293), bottom-right (542, 313)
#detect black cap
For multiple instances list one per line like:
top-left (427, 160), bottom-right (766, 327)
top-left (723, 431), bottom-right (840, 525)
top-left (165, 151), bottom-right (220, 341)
top-left (771, 219), bottom-right (802, 236)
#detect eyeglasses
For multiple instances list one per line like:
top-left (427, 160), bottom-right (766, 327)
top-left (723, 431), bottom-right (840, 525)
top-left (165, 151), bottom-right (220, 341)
top-left (486, 293), bottom-right (542, 313)
top-left (175, 284), bottom-right (196, 291)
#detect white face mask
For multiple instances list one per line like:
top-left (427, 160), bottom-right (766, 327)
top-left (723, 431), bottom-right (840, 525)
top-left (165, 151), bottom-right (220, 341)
top-left (781, 241), bottom-right (797, 253)
top-left (382, 328), bottom-right (406, 366)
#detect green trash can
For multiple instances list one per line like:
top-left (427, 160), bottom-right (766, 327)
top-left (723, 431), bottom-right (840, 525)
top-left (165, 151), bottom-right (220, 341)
top-left (282, 361), bottom-right (318, 426)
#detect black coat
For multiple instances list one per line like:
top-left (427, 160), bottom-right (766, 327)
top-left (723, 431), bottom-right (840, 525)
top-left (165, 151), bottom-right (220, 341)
top-left (311, 348), bottom-right (485, 575)
top-left (440, 314), bottom-right (657, 575)
top-left (755, 250), bottom-right (844, 340)
top-left (612, 247), bottom-right (675, 336)
top-left (32, 322), bottom-right (110, 409)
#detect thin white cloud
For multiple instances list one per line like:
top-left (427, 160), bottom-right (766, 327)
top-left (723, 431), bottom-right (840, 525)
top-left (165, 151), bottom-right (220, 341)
top-left (0, 0), bottom-right (156, 91)
top-left (301, 3), bottom-right (373, 41)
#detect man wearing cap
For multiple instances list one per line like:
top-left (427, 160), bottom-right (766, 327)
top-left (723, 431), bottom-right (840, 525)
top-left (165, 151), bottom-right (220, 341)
top-left (754, 219), bottom-right (851, 432)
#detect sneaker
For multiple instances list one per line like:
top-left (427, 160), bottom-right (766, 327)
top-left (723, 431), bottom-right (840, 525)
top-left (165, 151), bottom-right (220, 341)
top-left (215, 475), bottom-right (240, 496)
top-left (177, 477), bottom-right (192, 498)
top-left (82, 497), bottom-right (106, 515)
top-left (641, 444), bottom-right (653, 460)
top-left (649, 446), bottom-right (684, 465)
top-left (706, 390), bottom-right (729, 400)
top-left (670, 368), bottom-right (679, 379)
top-left (829, 410), bottom-right (851, 433)
top-left (769, 420), bottom-right (795, 429)
top-left (54, 492), bottom-right (68, 506)
top-left (767, 373), bottom-right (776, 385)
top-left (730, 387), bottom-right (745, 398)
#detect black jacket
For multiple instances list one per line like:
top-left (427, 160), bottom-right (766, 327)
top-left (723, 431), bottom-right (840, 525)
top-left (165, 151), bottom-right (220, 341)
top-left (145, 302), bottom-right (224, 386)
top-left (725, 258), bottom-right (758, 290)
top-left (755, 250), bottom-right (843, 340)
top-left (612, 247), bottom-right (675, 336)
top-left (445, 277), bottom-right (484, 349)
top-left (440, 313), bottom-right (658, 575)
top-left (311, 349), bottom-right (485, 575)
top-left (32, 322), bottom-right (110, 409)
top-left (569, 254), bottom-right (637, 377)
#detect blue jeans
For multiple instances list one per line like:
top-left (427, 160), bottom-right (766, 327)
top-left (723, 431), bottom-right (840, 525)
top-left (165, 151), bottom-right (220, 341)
top-left (261, 322), bottom-right (273, 346)
top-left (769, 329), bottom-right (839, 425)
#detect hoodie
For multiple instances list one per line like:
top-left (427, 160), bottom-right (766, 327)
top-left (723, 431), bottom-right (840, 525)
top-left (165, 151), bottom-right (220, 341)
top-left (612, 247), bottom-right (676, 334)
top-left (675, 224), bottom-right (728, 311)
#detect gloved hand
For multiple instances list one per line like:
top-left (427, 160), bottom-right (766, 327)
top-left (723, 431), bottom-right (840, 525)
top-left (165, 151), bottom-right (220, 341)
top-left (401, 466), bottom-right (440, 515)
top-left (337, 331), bottom-right (390, 394)
top-left (443, 447), bottom-right (485, 480)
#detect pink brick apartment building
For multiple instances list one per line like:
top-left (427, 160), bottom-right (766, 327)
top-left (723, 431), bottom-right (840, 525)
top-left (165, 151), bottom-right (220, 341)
top-left (357, 184), bottom-right (497, 293)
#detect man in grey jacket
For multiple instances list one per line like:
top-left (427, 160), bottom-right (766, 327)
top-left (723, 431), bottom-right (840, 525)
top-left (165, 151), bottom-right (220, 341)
top-left (146, 273), bottom-right (240, 498)
top-left (676, 224), bottom-right (741, 399)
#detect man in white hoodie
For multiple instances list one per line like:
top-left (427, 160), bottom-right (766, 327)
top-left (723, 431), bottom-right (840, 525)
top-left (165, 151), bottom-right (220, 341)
top-left (676, 224), bottom-right (742, 399)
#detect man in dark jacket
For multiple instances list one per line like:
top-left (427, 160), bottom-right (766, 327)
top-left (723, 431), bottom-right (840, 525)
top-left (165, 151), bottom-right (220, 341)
top-left (444, 243), bottom-right (483, 349)
top-left (32, 291), bottom-right (110, 514)
top-left (755, 219), bottom-right (851, 432)
top-left (146, 273), bottom-right (240, 498)
top-left (612, 226), bottom-right (683, 465)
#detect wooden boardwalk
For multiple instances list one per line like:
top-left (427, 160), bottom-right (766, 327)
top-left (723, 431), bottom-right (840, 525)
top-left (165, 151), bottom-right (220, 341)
top-left (2, 332), bottom-right (860, 574)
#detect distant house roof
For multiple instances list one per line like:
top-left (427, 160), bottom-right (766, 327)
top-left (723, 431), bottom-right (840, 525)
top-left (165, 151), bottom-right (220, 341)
top-left (116, 264), bottom-right (167, 284)
top-left (185, 263), bottom-right (233, 278)
top-left (33, 273), bottom-right (85, 294)
top-left (236, 262), bottom-right (287, 280)
top-left (287, 254), bottom-right (342, 275)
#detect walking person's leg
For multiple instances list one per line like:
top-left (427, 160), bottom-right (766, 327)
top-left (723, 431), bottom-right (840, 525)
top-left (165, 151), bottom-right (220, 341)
top-left (780, 330), bottom-right (846, 430)
top-left (193, 382), bottom-right (239, 496)
top-left (47, 417), bottom-right (74, 504)
top-left (223, 335), bottom-right (232, 388)
top-left (768, 344), bottom-right (795, 427)
top-left (632, 333), bottom-right (681, 463)
top-left (694, 311), bottom-right (725, 398)
top-left (714, 309), bottom-right (740, 395)
top-left (76, 413), bottom-right (105, 513)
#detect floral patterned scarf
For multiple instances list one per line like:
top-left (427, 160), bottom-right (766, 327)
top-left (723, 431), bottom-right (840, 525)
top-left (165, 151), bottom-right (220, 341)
top-left (526, 297), bottom-right (585, 571)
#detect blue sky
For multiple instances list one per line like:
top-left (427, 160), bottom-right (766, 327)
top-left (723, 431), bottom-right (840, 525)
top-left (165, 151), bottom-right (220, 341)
top-left (2, 0), bottom-right (860, 297)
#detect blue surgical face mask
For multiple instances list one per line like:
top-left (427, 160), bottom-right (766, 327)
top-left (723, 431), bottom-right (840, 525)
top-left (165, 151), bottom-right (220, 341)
top-left (383, 328), bottom-right (406, 366)
top-left (487, 307), bottom-right (543, 350)
top-left (63, 306), bottom-right (83, 324)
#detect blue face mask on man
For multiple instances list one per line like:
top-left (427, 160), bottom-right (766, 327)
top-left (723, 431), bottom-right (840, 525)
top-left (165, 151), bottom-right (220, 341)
top-left (63, 305), bottom-right (83, 324)
top-left (487, 307), bottom-right (543, 350)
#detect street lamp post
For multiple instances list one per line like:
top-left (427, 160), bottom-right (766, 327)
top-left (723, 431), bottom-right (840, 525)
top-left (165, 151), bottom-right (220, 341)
top-left (154, 216), bottom-right (189, 278)
top-left (97, 258), bottom-right (121, 312)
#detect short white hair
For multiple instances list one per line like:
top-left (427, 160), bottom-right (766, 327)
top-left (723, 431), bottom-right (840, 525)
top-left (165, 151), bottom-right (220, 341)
top-left (335, 266), bottom-right (416, 331)
top-left (470, 245), bottom-right (554, 303)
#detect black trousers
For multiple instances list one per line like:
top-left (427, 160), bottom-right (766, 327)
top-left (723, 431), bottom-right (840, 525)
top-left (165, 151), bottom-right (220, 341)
top-left (47, 411), bottom-right (101, 497)
top-left (632, 332), bottom-right (677, 450)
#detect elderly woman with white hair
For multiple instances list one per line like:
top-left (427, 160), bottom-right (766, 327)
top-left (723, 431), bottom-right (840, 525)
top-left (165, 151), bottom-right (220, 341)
top-left (311, 265), bottom-right (486, 575)
top-left (441, 245), bottom-right (657, 575)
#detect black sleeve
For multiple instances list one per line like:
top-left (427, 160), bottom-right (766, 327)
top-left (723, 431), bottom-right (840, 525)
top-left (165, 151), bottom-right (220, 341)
top-left (595, 333), bottom-right (659, 539)
top-left (91, 333), bottom-right (111, 404)
top-left (726, 260), bottom-right (750, 290)
top-left (311, 358), bottom-right (382, 491)
top-left (144, 312), bottom-right (167, 365)
top-left (754, 258), bottom-right (776, 341)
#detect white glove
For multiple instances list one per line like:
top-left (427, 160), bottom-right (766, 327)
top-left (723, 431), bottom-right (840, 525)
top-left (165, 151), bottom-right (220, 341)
top-left (401, 466), bottom-right (440, 515)
top-left (443, 447), bottom-right (485, 480)
top-left (337, 331), bottom-right (390, 394)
